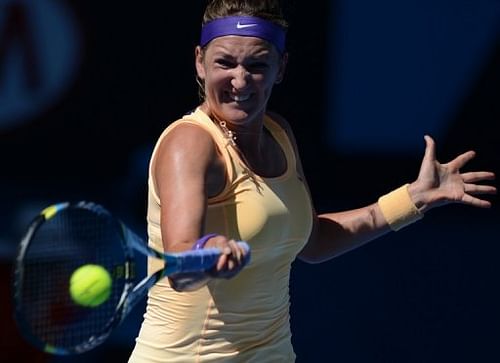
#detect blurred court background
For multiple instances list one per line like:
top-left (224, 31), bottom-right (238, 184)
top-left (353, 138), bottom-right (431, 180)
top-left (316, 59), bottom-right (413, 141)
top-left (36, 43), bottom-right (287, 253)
top-left (1, 0), bottom-right (499, 362)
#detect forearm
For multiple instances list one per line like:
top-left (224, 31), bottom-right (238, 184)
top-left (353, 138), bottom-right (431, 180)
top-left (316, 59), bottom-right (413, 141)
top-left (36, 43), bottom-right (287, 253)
top-left (299, 184), bottom-right (423, 263)
top-left (299, 204), bottom-right (390, 263)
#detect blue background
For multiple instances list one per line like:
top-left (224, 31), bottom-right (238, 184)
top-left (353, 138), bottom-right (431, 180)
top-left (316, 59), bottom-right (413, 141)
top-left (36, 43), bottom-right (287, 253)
top-left (1, 0), bottom-right (499, 362)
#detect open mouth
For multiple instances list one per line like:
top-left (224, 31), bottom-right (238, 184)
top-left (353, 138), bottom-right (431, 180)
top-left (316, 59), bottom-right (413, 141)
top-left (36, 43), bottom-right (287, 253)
top-left (228, 93), bottom-right (251, 102)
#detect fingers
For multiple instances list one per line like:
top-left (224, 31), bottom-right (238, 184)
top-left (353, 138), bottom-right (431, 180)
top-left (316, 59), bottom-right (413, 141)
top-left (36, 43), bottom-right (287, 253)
top-left (205, 235), bottom-right (248, 273)
top-left (217, 240), bottom-right (238, 271)
top-left (462, 171), bottom-right (496, 183)
top-left (461, 171), bottom-right (496, 207)
top-left (462, 171), bottom-right (497, 196)
top-left (423, 135), bottom-right (436, 161)
top-left (464, 183), bottom-right (497, 195)
top-left (460, 193), bottom-right (493, 208)
top-left (216, 253), bottom-right (229, 271)
top-left (448, 150), bottom-right (476, 171)
top-left (423, 135), bottom-right (479, 172)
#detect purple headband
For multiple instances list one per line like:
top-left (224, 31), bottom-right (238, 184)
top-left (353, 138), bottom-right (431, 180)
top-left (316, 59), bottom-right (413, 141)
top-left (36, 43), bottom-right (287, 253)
top-left (200, 16), bottom-right (286, 53)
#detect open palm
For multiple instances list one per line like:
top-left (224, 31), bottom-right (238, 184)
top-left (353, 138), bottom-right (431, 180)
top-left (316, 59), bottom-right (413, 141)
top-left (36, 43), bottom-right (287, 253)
top-left (412, 135), bottom-right (496, 211)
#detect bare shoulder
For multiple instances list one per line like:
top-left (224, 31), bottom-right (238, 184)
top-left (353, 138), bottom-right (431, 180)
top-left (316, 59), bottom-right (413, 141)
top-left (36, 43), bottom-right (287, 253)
top-left (154, 121), bottom-right (218, 171)
top-left (153, 120), bottom-right (226, 199)
top-left (162, 121), bottom-right (214, 149)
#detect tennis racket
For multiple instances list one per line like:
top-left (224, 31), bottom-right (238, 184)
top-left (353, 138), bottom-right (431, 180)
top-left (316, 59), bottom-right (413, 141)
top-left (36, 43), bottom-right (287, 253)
top-left (12, 201), bottom-right (250, 355)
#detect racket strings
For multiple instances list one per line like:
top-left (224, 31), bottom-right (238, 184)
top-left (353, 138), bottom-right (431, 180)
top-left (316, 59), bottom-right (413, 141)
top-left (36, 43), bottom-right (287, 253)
top-left (18, 208), bottom-right (128, 351)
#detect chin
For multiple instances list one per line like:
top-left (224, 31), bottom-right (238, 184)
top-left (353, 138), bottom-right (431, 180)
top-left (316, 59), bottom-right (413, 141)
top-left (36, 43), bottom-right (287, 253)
top-left (220, 104), bottom-right (253, 123)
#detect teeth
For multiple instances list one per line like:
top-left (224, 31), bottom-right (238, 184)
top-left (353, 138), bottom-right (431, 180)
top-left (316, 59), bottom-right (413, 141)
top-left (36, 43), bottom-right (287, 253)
top-left (230, 94), bottom-right (250, 102)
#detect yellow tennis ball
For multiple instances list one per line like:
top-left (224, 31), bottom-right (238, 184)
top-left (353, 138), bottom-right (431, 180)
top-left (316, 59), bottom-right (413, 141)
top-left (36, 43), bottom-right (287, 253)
top-left (69, 264), bottom-right (112, 307)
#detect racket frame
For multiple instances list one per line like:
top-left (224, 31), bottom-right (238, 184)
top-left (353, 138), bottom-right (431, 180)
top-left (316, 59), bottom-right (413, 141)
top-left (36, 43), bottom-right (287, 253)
top-left (12, 201), bottom-right (230, 355)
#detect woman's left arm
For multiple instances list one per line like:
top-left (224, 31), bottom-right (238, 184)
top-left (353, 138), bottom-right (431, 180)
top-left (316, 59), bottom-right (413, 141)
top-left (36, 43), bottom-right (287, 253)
top-left (288, 130), bottom-right (496, 263)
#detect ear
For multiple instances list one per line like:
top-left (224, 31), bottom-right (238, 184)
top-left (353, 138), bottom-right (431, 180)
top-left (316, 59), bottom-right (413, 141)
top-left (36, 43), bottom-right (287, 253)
top-left (275, 52), bottom-right (288, 84)
top-left (195, 46), bottom-right (206, 80)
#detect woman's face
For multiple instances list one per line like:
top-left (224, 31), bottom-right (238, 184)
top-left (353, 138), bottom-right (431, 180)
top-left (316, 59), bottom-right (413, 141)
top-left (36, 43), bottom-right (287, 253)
top-left (196, 36), bottom-right (287, 127)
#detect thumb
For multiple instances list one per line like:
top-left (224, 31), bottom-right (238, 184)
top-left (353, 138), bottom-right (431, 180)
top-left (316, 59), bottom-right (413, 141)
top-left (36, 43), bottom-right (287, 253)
top-left (423, 134), bottom-right (436, 162)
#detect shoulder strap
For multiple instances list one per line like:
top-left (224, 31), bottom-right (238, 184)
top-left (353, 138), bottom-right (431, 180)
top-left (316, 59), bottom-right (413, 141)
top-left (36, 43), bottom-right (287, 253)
top-left (263, 114), bottom-right (298, 177)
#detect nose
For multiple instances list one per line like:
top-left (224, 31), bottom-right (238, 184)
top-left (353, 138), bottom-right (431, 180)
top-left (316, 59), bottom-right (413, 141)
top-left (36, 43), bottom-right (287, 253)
top-left (231, 65), bottom-right (250, 90)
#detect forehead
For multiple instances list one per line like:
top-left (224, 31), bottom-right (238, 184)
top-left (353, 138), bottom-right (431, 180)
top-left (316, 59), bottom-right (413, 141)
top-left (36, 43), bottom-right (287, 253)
top-left (205, 36), bottom-right (275, 57)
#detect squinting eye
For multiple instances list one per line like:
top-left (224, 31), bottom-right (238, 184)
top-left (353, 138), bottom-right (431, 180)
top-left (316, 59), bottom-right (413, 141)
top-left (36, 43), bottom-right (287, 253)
top-left (216, 59), bottom-right (234, 68)
top-left (249, 63), bottom-right (269, 71)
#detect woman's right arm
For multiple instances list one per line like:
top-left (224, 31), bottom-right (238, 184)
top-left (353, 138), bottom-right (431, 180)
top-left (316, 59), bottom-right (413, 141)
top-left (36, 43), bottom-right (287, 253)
top-left (152, 123), bottom-right (246, 290)
top-left (153, 123), bottom-right (216, 252)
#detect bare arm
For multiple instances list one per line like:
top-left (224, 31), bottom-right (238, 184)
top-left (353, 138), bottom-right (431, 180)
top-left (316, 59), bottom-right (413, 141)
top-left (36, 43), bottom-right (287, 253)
top-left (269, 113), bottom-right (496, 264)
top-left (153, 123), bottom-right (214, 252)
top-left (299, 204), bottom-right (392, 263)
top-left (153, 123), bottom-right (247, 289)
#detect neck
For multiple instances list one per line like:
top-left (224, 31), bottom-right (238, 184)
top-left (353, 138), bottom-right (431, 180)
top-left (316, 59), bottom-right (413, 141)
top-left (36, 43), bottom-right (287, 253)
top-left (200, 103), bottom-right (266, 148)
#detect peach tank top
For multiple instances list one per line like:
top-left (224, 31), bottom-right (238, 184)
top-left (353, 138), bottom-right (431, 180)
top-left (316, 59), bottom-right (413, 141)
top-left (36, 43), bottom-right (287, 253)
top-left (128, 107), bottom-right (313, 362)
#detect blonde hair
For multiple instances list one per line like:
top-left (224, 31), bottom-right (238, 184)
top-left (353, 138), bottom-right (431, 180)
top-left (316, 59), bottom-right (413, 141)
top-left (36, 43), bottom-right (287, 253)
top-left (202, 0), bottom-right (288, 29)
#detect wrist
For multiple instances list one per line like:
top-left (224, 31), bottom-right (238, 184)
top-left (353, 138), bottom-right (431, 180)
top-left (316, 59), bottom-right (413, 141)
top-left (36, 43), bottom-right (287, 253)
top-left (378, 183), bottom-right (424, 231)
top-left (192, 233), bottom-right (218, 250)
top-left (407, 181), bottom-right (430, 213)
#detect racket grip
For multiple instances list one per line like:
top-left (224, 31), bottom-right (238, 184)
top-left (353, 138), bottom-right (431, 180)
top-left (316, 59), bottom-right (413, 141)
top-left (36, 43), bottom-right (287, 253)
top-left (170, 241), bottom-right (250, 291)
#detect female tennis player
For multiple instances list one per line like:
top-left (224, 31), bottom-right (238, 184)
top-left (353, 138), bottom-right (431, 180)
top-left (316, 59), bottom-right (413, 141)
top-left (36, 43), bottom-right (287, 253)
top-left (128, 0), bottom-right (496, 361)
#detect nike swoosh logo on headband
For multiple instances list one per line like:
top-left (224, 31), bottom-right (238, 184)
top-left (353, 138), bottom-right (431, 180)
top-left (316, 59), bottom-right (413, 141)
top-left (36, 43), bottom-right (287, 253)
top-left (236, 22), bottom-right (258, 29)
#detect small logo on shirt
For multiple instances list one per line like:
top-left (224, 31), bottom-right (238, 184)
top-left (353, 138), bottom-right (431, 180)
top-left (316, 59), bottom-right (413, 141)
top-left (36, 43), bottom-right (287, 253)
top-left (236, 22), bottom-right (258, 29)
